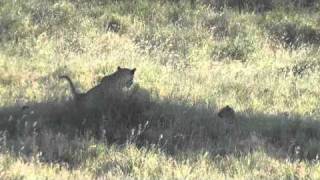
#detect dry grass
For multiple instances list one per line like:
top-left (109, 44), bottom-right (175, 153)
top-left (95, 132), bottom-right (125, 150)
top-left (1, 0), bottom-right (320, 179)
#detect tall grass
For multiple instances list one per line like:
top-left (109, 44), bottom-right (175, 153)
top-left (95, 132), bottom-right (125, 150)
top-left (1, 0), bottom-right (320, 179)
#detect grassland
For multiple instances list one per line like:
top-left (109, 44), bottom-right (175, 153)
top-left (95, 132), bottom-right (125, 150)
top-left (1, 0), bottom-right (320, 179)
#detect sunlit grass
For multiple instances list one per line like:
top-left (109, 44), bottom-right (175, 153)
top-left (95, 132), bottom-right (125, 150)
top-left (2, 145), bottom-right (320, 180)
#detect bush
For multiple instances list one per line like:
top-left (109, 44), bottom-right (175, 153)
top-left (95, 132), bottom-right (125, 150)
top-left (100, 15), bottom-right (127, 34)
top-left (202, 0), bottom-right (273, 12)
top-left (211, 30), bottom-right (256, 61)
top-left (31, 1), bottom-right (77, 34)
top-left (166, 5), bottom-right (192, 27)
top-left (0, 2), bottom-right (31, 43)
top-left (204, 12), bottom-right (230, 38)
top-left (263, 11), bottom-right (320, 48)
top-left (0, 13), bottom-right (17, 42)
top-left (291, 0), bottom-right (318, 8)
top-left (267, 22), bottom-right (320, 48)
top-left (202, 0), bottom-right (318, 12)
top-left (278, 58), bottom-right (320, 78)
top-left (135, 29), bottom-right (191, 56)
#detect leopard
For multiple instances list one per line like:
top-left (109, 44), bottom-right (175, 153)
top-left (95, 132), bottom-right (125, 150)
top-left (59, 66), bottom-right (136, 112)
top-left (217, 105), bottom-right (240, 134)
top-left (218, 105), bottom-right (236, 120)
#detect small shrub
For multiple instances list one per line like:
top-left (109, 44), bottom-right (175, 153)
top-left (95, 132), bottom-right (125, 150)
top-left (211, 31), bottom-right (256, 61)
top-left (134, 29), bottom-right (193, 62)
top-left (168, 6), bottom-right (181, 25)
top-left (238, 0), bottom-right (273, 12)
top-left (264, 12), bottom-right (320, 48)
top-left (299, 25), bottom-right (320, 44)
top-left (0, 14), bottom-right (16, 42)
top-left (0, 4), bottom-right (30, 43)
top-left (304, 140), bottom-right (320, 160)
top-left (134, 30), bottom-right (192, 69)
top-left (292, 0), bottom-right (318, 8)
top-left (278, 60), bottom-right (320, 78)
top-left (100, 15), bottom-right (126, 34)
top-left (105, 19), bottom-right (121, 33)
top-left (202, 0), bottom-right (273, 12)
top-left (201, 0), bottom-right (226, 10)
top-left (134, 30), bottom-right (167, 53)
top-left (54, 32), bottom-right (84, 55)
top-left (267, 22), bottom-right (320, 48)
top-left (166, 5), bottom-right (191, 27)
top-left (69, 0), bottom-right (109, 6)
top-left (204, 12), bottom-right (230, 38)
top-left (31, 1), bottom-right (77, 34)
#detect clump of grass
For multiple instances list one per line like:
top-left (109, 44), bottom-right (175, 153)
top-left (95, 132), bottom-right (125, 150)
top-left (211, 24), bottom-right (257, 62)
top-left (31, 1), bottom-right (78, 34)
top-left (204, 11), bottom-right (230, 38)
top-left (98, 14), bottom-right (128, 34)
top-left (263, 10), bottom-right (320, 49)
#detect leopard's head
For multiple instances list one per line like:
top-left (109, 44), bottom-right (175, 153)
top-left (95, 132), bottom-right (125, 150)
top-left (115, 66), bottom-right (136, 88)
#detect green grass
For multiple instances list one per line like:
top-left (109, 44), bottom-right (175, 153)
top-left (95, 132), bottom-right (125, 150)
top-left (2, 145), bottom-right (320, 179)
top-left (1, 0), bottom-right (320, 179)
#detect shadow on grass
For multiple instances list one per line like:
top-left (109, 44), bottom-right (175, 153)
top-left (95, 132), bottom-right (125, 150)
top-left (0, 84), bottom-right (320, 164)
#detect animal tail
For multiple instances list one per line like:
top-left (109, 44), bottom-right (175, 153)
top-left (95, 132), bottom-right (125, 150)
top-left (59, 75), bottom-right (79, 97)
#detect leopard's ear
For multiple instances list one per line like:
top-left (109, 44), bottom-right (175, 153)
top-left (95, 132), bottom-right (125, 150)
top-left (131, 68), bottom-right (136, 74)
top-left (117, 66), bottom-right (122, 71)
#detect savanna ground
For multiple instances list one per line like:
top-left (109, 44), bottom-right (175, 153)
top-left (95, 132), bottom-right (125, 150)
top-left (1, 0), bottom-right (320, 179)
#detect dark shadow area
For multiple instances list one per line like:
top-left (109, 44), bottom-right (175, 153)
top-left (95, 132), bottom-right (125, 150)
top-left (0, 83), bottom-right (320, 166)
